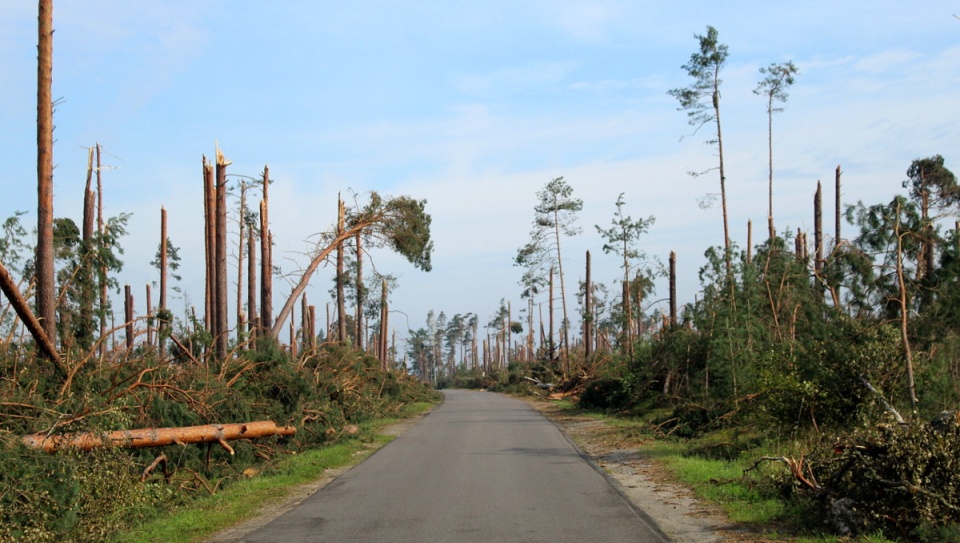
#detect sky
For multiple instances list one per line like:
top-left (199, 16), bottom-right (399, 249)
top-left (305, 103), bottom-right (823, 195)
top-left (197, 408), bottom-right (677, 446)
top-left (2, 1), bottom-right (959, 347)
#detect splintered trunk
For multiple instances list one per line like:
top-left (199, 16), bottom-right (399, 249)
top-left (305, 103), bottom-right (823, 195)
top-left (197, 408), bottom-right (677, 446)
top-left (36, 0), bottom-right (56, 346)
top-left (309, 305), bottom-right (316, 350)
top-left (747, 220), bottom-right (753, 263)
top-left (336, 196), bottom-right (347, 345)
top-left (215, 150), bottom-right (231, 360)
top-left (260, 165), bottom-right (273, 334)
top-left (203, 158), bottom-right (215, 332)
top-left (81, 147), bottom-right (95, 346)
top-left (669, 251), bottom-right (677, 327)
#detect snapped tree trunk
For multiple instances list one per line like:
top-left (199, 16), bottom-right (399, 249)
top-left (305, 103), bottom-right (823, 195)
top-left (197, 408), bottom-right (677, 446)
top-left (669, 251), bottom-right (677, 327)
top-left (584, 250), bottom-right (592, 358)
top-left (0, 260), bottom-right (64, 374)
top-left (215, 149), bottom-right (231, 360)
top-left (203, 158), bottom-right (215, 332)
top-left (23, 420), bottom-right (296, 454)
top-left (260, 165), bottom-right (273, 334)
top-left (336, 196), bottom-right (347, 345)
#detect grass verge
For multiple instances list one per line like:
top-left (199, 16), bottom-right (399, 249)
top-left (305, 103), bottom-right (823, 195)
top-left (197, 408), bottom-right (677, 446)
top-left (113, 401), bottom-right (436, 543)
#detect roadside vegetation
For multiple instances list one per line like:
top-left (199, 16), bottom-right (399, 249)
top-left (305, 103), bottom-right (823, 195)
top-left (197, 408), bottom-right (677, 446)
top-left (5, 7), bottom-right (959, 542)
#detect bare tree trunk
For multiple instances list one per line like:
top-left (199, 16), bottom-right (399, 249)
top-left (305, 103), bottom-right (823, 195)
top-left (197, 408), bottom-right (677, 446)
top-left (236, 183), bottom-right (246, 346)
top-left (669, 251), bottom-right (677, 327)
top-left (552, 215), bottom-right (570, 363)
top-left (355, 231), bottom-right (363, 351)
top-left (81, 147), bottom-right (95, 347)
top-left (548, 267), bottom-right (555, 361)
top-left (336, 196), bottom-right (347, 344)
top-left (835, 166), bottom-right (842, 250)
top-left (380, 279), bottom-right (388, 369)
top-left (300, 292), bottom-right (308, 351)
top-left (584, 250), bottom-right (592, 359)
top-left (247, 226), bottom-right (257, 339)
top-left (259, 166), bottom-right (273, 334)
top-left (36, 0), bottom-right (56, 347)
top-left (715, 90), bottom-right (731, 274)
top-left (309, 305), bottom-right (316, 350)
top-left (215, 150), bottom-right (231, 360)
top-left (814, 182), bottom-right (823, 276)
top-left (895, 201), bottom-right (919, 412)
top-left (159, 207), bottom-right (167, 314)
top-left (747, 220), bottom-right (753, 263)
top-left (203, 158), bottom-right (215, 332)
top-left (124, 284), bottom-right (134, 350)
top-left (97, 144), bottom-right (107, 359)
top-left (145, 284), bottom-right (152, 347)
top-left (0, 261), bottom-right (64, 373)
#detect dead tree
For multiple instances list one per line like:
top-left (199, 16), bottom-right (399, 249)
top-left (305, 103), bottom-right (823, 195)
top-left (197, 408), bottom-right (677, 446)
top-left (203, 158), bottom-right (215, 331)
top-left (35, 0), bottom-right (56, 347)
top-left (124, 285), bottom-right (134, 350)
top-left (584, 250), bottom-right (593, 358)
top-left (259, 166), bottom-right (273, 333)
top-left (215, 149), bottom-right (231, 360)
top-left (336, 196), bottom-right (347, 344)
top-left (355, 231), bottom-right (364, 351)
top-left (669, 251), bottom-right (677, 327)
top-left (247, 226), bottom-right (258, 338)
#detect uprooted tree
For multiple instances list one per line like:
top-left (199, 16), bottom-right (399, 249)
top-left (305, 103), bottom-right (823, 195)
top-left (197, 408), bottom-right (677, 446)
top-left (270, 192), bottom-right (432, 340)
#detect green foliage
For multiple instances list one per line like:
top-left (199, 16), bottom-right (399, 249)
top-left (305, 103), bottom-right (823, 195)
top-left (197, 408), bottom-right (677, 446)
top-left (667, 25), bottom-right (728, 135)
top-left (801, 416), bottom-right (960, 538)
top-left (0, 336), bottom-right (439, 541)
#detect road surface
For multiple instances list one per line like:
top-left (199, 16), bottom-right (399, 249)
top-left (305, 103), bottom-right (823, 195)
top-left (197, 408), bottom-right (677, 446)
top-left (240, 389), bottom-right (669, 542)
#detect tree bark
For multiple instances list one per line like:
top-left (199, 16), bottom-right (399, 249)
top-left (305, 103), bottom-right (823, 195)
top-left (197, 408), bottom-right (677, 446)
top-left (0, 260), bottom-right (64, 374)
top-left (835, 166), bottom-right (842, 250)
top-left (895, 201), bottom-right (919, 411)
top-left (336, 196), bottom-right (347, 344)
top-left (669, 251), bottom-right (677, 327)
top-left (259, 166), bottom-right (273, 334)
top-left (35, 0), bottom-right (56, 346)
top-left (247, 226), bottom-right (257, 338)
top-left (97, 144), bottom-right (107, 359)
top-left (203, 158), bottom-right (215, 331)
top-left (355, 231), bottom-right (364, 351)
top-left (124, 284), bottom-right (134, 350)
top-left (23, 420), bottom-right (296, 454)
top-left (159, 207), bottom-right (167, 311)
top-left (584, 250), bottom-right (592, 359)
top-left (215, 149), bottom-right (231, 360)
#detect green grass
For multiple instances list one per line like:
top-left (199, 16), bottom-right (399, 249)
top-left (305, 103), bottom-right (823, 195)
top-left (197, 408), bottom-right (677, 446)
top-left (113, 401), bottom-right (436, 543)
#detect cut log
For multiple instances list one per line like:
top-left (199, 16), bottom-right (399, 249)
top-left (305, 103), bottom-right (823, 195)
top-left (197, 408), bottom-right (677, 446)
top-left (23, 420), bottom-right (296, 454)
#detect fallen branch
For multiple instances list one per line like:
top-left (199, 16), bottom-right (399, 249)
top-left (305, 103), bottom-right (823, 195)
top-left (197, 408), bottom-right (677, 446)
top-left (22, 420), bottom-right (296, 454)
top-left (140, 453), bottom-right (169, 482)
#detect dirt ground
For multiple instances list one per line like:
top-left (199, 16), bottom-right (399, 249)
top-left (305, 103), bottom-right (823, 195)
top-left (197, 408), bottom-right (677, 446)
top-left (208, 398), bottom-right (776, 543)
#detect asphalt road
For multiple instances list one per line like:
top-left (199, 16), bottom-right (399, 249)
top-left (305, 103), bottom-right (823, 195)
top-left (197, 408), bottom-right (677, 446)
top-left (240, 389), bottom-right (669, 542)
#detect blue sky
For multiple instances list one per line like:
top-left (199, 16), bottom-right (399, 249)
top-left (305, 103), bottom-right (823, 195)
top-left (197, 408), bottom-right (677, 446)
top-left (2, 2), bottom-right (959, 343)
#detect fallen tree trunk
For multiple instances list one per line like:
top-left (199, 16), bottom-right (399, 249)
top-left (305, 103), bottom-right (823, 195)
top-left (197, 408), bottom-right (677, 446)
top-left (23, 420), bottom-right (296, 454)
